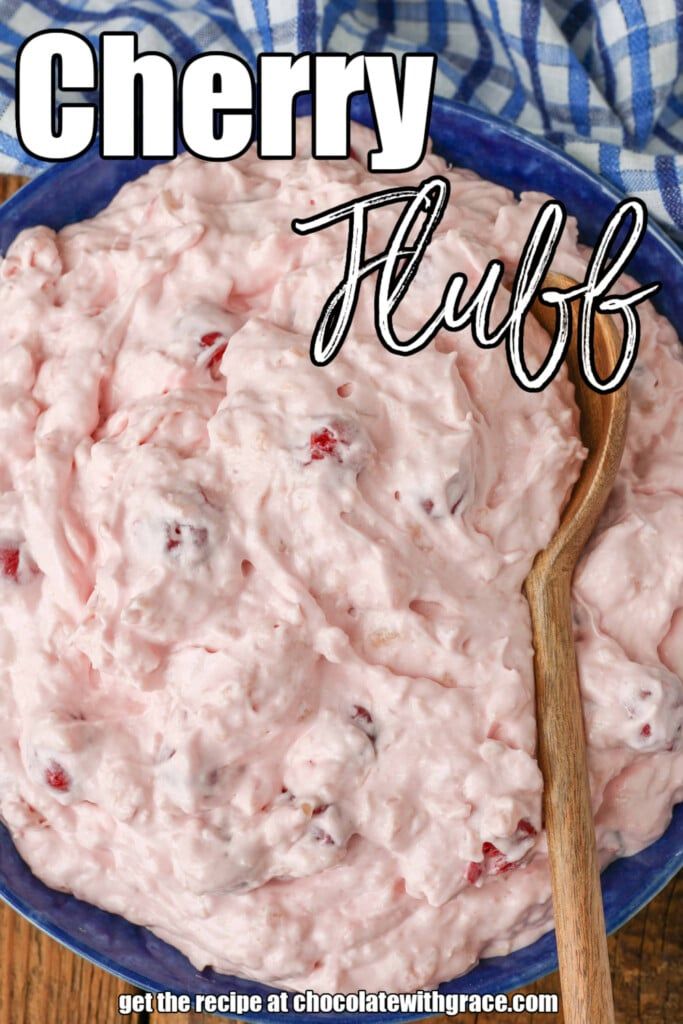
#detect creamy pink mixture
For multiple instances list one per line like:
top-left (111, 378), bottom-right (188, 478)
top-left (0, 121), bottom-right (681, 993)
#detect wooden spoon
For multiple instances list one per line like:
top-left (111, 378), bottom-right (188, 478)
top-left (524, 272), bottom-right (629, 1024)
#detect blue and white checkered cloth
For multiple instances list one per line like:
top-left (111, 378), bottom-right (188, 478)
top-left (0, 1), bottom-right (682, 236)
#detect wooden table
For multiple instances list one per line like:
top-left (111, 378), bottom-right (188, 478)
top-left (0, 175), bottom-right (680, 1024)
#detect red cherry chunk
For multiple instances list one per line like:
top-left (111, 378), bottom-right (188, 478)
top-left (310, 427), bottom-right (342, 461)
top-left (45, 761), bottom-right (71, 792)
top-left (351, 704), bottom-right (377, 741)
top-left (166, 523), bottom-right (182, 552)
top-left (352, 705), bottom-right (373, 726)
top-left (306, 419), bottom-right (368, 471)
top-left (481, 842), bottom-right (515, 874)
top-left (165, 522), bottom-right (209, 555)
top-left (467, 819), bottom-right (538, 883)
top-left (0, 548), bottom-right (19, 580)
top-left (199, 331), bottom-right (227, 370)
top-left (640, 723), bottom-right (652, 738)
top-left (517, 818), bottom-right (537, 837)
top-left (465, 860), bottom-right (483, 884)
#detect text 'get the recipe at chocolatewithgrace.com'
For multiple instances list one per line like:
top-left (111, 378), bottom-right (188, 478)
top-left (117, 988), bottom-right (560, 1016)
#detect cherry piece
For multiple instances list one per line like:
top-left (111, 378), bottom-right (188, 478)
top-left (465, 860), bottom-right (483, 884)
top-left (199, 331), bottom-right (227, 370)
top-left (165, 524), bottom-right (182, 552)
top-left (305, 419), bottom-right (369, 472)
top-left (164, 522), bottom-right (209, 556)
top-left (351, 704), bottom-right (377, 741)
top-left (0, 548), bottom-right (19, 580)
top-left (45, 761), bottom-right (71, 792)
top-left (517, 818), bottom-right (537, 837)
top-left (467, 819), bottom-right (538, 883)
top-left (352, 705), bottom-right (373, 726)
top-left (481, 842), bottom-right (516, 875)
top-left (310, 427), bottom-right (342, 461)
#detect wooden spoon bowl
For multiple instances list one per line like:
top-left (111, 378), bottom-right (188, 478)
top-left (524, 272), bottom-right (629, 1024)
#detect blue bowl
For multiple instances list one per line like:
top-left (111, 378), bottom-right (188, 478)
top-left (0, 97), bottom-right (681, 1021)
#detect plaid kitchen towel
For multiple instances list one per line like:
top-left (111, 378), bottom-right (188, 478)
top-left (0, 1), bottom-right (681, 236)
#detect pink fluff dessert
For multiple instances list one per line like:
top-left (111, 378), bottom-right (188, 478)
top-left (0, 121), bottom-right (680, 994)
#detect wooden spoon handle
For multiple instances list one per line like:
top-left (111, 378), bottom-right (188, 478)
top-left (525, 570), bottom-right (615, 1024)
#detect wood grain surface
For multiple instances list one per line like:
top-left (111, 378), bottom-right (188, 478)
top-left (524, 275), bottom-right (631, 1024)
top-left (0, 175), bottom-right (679, 1024)
top-left (0, 175), bottom-right (26, 202)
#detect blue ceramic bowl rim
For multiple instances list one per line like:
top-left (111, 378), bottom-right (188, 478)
top-left (0, 95), bottom-right (680, 1022)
